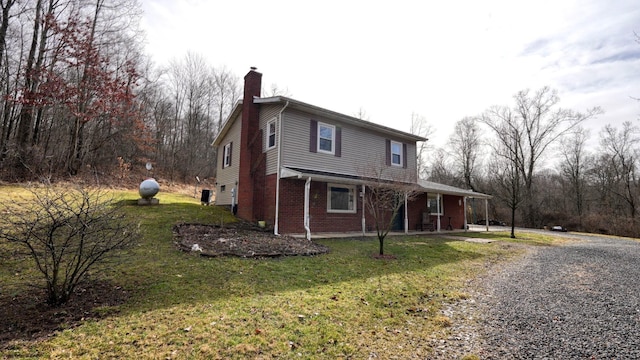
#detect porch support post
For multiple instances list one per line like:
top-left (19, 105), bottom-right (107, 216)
top-left (485, 198), bottom-right (489, 232)
top-left (304, 177), bottom-right (311, 240)
top-left (463, 197), bottom-right (468, 232)
top-left (436, 194), bottom-right (441, 232)
top-left (361, 184), bottom-right (366, 236)
top-left (404, 192), bottom-right (408, 234)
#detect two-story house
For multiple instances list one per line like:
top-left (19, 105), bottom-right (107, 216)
top-left (213, 68), bottom-right (491, 238)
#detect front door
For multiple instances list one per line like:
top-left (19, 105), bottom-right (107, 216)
top-left (392, 204), bottom-right (405, 231)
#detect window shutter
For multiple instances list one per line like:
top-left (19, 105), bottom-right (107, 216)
top-left (402, 143), bottom-right (407, 168)
top-left (229, 142), bottom-right (233, 166)
top-left (335, 126), bottom-right (342, 157)
top-left (309, 119), bottom-right (317, 153)
top-left (385, 139), bottom-right (391, 166)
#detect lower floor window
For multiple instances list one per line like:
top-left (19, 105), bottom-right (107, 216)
top-left (427, 193), bottom-right (443, 215)
top-left (327, 184), bottom-right (356, 213)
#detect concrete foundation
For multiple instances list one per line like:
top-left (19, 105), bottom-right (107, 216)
top-left (138, 198), bottom-right (160, 205)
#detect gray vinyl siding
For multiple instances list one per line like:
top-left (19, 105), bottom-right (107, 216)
top-left (280, 108), bottom-right (418, 181)
top-left (215, 112), bottom-right (242, 205)
top-left (260, 105), bottom-right (281, 175)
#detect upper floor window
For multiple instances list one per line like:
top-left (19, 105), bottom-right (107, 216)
top-left (391, 141), bottom-right (403, 166)
top-left (310, 119), bottom-right (341, 157)
top-left (266, 118), bottom-right (276, 150)
top-left (327, 183), bottom-right (356, 213)
top-left (318, 122), bottom-right (335, 154)
top-left (223, 142), bottom-right (232, 168)
top-left (386, 139), bottom-right (406, 168)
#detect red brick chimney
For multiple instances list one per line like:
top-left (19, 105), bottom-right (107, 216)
top-left (236, 68), bottom-right (262, 221)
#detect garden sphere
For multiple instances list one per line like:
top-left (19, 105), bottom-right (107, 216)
top-left (139, 178), bottom-right (160, 199)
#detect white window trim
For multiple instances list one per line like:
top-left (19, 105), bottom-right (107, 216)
top-left (223, 143), bottom-right (231, 168)
top-left (327, 183), bottom-right (357, 214)
top-left (318, 122), bottom-right (335, 155)
top-left (390, 140), bottom-right (403, 167)
top-left (266, 118), bottom-right (276, 150)
top-left (427, 194), bottom-right (443, 216)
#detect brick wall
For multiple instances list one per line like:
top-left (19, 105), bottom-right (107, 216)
top-left (406, 193), bottom-right (428, 231)
top-left (277, 178), bottom-right (305, 233)
top-left (278, 179), bottom-right (364, 234)
top-left (276, 179), bottom-right (435, 234)
top-left (442, 194), bottom-right (465, 230)
top-left (263, 174), bottom-right (277, 226)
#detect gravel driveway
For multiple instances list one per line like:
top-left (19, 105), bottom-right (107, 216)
top-left (432, 232), bottom-right (640, 359)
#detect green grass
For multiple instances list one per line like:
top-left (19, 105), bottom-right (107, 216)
top-left (0, 186), bottom-right (560, 359)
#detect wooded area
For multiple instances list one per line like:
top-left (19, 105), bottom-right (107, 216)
top-left (0, 0), bottom-right (239, 184)
top-left (428, 88), bottom-right (640, 237)
top-left (0, 0), bottom-right (638, 236)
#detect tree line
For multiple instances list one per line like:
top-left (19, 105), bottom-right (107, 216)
top-left (2, 1), bottom-right (638, 237)
top-left (425, 85), bottom-right (640, 237)
top-left (0, 0), bottom-right (239, 183)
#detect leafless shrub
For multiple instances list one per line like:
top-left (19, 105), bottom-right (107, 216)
top-left (0, 186), bottom-right (140, 306)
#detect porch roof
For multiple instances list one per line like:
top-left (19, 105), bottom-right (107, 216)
top-left (280, 167), bottom-right (373, 185)
top-left (418, 179), bottom-right (492, 199)
top-left (280, 167), bottom-right (493, 199)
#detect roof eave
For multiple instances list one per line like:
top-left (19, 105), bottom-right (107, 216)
top-left (255, 96), bottom-right (427, 143)
top-left (418, 180), bottom-right (493, 199)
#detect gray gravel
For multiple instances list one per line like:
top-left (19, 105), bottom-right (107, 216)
top-left (430, 232), bottom-right (640, 359)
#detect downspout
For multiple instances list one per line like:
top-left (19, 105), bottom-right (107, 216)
top-left (273, 101), bottom-right (289, 235)
top-left (361, 184), bottom-right (366, 236)
top-left (304, 177), bottom-right (311, 240)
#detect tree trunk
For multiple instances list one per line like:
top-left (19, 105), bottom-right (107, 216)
top-left (15, 0), bottom-right (43, 152)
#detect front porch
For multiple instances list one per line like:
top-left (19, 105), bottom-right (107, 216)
top-left (290, 223), bottom-right (500, 239)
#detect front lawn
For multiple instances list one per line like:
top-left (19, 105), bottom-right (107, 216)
top-left (0, 186), bottom-right (536, 359)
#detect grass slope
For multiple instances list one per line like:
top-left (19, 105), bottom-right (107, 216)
top-left (0, 186), bottom-right (541, 359)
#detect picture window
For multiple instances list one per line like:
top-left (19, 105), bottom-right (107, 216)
top-left (327, 184), bottom-right (356, 213)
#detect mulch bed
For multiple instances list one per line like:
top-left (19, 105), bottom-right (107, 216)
top-left (173, 222), bottom-right (330, 257)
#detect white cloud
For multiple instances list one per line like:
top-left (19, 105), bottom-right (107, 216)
top-left (140, 0), bottom-right (640, 149)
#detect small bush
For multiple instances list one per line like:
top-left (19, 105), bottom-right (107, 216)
top-left (0, 186), bottom-right (140, 306)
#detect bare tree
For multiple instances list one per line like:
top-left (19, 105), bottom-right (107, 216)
top-left (410, 112), bottom-right (434, 179)
top-left (481, 87), bottom-right (602, 227)
top-left (427, 147), bottom-right (458, 186)
top-left (448, 116), bottom-right (482, 191)
top-left (481, 105), bottom-right (524, 237)
top-left (353, 107), bottom-right (369, 121)
top-left (263, 82), bottom-right (291, 98)
top-left (599, 122), bottom-right (640, 218)
top-left (0, 0), bottom-right (17, 65)
top-left (360, 161), bottom-right (419, 255)
top-left (212, 66), bottom-right (239, 134)
top-left (0, 186), bottom-right (140, 306)
top-left (559, 126), bottom-right (591, 221)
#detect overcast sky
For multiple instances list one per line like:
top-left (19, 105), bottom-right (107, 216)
top-left (141, 0), bottom-right (640, 148)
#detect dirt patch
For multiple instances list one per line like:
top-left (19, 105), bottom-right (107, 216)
top-left (0, 280), bottom-right (129, 348)
top-left (173, 222), bottom-right (330, 257)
